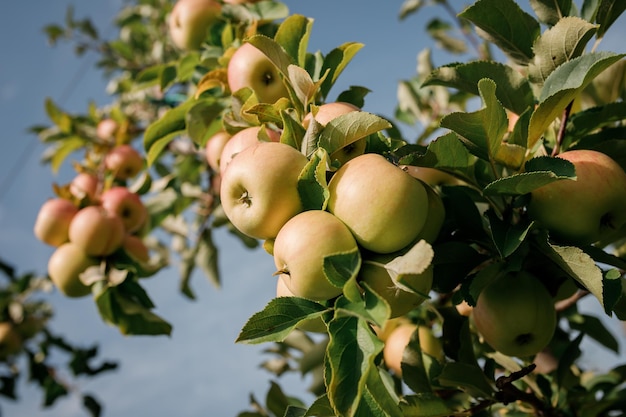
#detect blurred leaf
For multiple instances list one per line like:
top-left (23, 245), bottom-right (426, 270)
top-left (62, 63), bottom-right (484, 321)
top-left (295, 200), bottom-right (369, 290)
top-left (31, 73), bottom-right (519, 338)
top-left (186, 100), bottom-right (224, 146)
top-left (144, 99), bottom-right (196, 165)
top-left (400, 326), bottom-right (432, 393)
top-left (49, 136), bottom-right (86, 173)
top-left (82, 394), bottom-right (102, 417)
top-left (266, 381), bottom-right (290, 417)
top-left (529, 0), bottom-right (573, 25)
top-left (399, 0), bottom-right (425, 20)
top-left (569, 313), bottom-right (619, 352)
top-left (566, 102), bottom-right (626, 141)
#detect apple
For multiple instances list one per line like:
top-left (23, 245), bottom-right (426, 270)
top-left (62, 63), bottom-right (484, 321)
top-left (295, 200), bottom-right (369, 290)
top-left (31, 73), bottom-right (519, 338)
top-left (34, 198), bottom-right (79, 247)
top-left (47, 242), bottom-right (99, 297)
top-left (100, 186), bottom-right (148, 233)
top-left (0, 322), bottom-right (22, 359)
top-left (168, 0), bottom-right (222, 51)
top-left (104, 144), bottom-right (144, 181)
top-left (227, 42), bottom-right (289, 104)
top-left (223, 0), bottom-right (261, 4)
top-left (219, 126), bottom-right (280, 174)
top-left (69, 172), bottom-right (99, 202)
top-left (123, 234), bottom-right (150, 263)
top-left (205, 130), bottom-right (232, 172)
top-left (220, 141), bottom-right (308, 240)
top-left (303, 102), bottom-right (366, 166)
top-left (527, 149), bottom-right (626, 246)
top-left (276, 277), bottom-right (327, 333)
top-left (472, 271), bottom-right (557, 358)
top-left (417, 181), bottom-right (446, 243)
top-left (401, 165), bottom-right (464, 187)
top-left (455, 300), bottom-right (473, 317)
top-left (382, 323), bottom-right (444, 376)
top-left (327, 153), bottom-right (430, 254)
top-left (96, 118), bottom-right (118, 141)
top-left (68, 206), bottom-right (125, 256)
top-left (273, 210), bottom-right (358, 301)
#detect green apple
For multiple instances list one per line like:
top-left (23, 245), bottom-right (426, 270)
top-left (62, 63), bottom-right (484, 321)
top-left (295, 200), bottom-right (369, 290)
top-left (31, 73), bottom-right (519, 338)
top-left (34, 198), bottom-right (79, 247)
top-left (100, 186), bottom-right (148, 233)
top-left (472, 271), bottom-right (557, 358)
top-left (168, 0), bottom-right (222, 51)
top-left (219, 126), bottom-right (280, 174)
top-left (527, 149), bottom-right (626, 246)
top-left (327, 153), bottom-right (430, 254)
top-left (276, 277), bottom-right (327, 333)
top-left (417, 181), bottom-right (445, 244)
top-left (0, 322), bottom-right (22, 359)
top-left (303, 102), bottom-right (366, 166)
top-left (68, 206), bottom-right (125, 256)
top-left (227, 42), bottom-right (289, 104)
top-left (219, 141), bottom-right (308, 240)
top-left (205, 130), bottom-right (232, 172)
top-left (273, 210), bottom-right (358, 301)
top-left (47, 242), bottom-right (99, 297)
top-left (104, 144), bottom-right (144, 181)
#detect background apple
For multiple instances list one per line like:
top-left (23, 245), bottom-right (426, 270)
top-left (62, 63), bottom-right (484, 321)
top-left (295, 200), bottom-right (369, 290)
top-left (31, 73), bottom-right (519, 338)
top-left (69, 172), bottom-right (100, 202)
top-left (33, 198), bottom-right (79, 247)
top-left (96, 118), bottom-right (118, 141)
top-left (100, 186), bottom-right (148, 233)
top-left (401, 165), bottom-right (465, 187)
top-left (220, 141), bottom-right (308, 240)
top-left (68, 206), bottom-right (125, 256)
top-left (219, 126), bottom-right (280, 174)
top-left (472, 271), bottom-right (557, 358)
top-left (104, 144), bottom-right (144, 181)
top-left (273, 210), bottom-right (358, 301)
top-left (382, 323), bottom-right (444, 376)
top-left (47, 242), bottom-right (99, 298)
top-left (168, 0), bottom-right (222, 51)
top-left (527, 149), bottom-right (626, 246)
top-left (227, 42), bottom-right (289, 104)
top-left (123, 234), bottom-right (150, 263)
top-left (327, 153), bottom-right (430, 254)
top-left (205, 130), bottom-right (232, 172)
top-left (0, 322), bottom-right (22, 359)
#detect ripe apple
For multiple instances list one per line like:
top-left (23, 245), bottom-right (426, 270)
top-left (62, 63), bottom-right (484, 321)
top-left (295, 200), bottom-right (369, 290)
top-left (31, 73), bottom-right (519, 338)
top-left (527, 149), bottom-right (626, 246)
top-left (401, 165), bottom-right (464, 187)
top-left (219, 126), bottom-right (280, 174)
top-left (96, 118), bottom-right (118, 141)
top-left (100, 186), bottom-right (148, 233)
top-left (69, 172), bottom-right (99, 202)
top-left (205, 130), bottom-right (232, 172)
top-left (68, 206), bottom-right (125, 256)
top-left (0, 322), bottom-right (22, 359)
top-left (168, 0), bottom-right (222, 51)
top-left (273, 210), bottom-right (358, 301)
top-left (472, 271), bottom-right (557, 358)
top-left (382, 323), bottom-right (444, 376)
top-left (417, 181), bottom-right (445, 243)
top-left (303, 102), bottom-right (366, 166)
top-left (47, 242), bottom-right (99, 297)
top-left (227, 42), bottom-right (289, 104)
top-left (34, 198), bottom-right (79, 247)
top-left (104, 144), bottom-right (144, 181)
top-left (123, 234), bottom-right (150, 263)
top-left (220, 141), bottom-right (308, 240)
top-left (327, 153), bottom-right (430, 254)
top-left (276, 277), bottom-right (327, 333)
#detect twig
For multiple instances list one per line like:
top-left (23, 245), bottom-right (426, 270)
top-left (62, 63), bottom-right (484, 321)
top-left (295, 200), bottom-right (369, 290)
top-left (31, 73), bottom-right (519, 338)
top-left (551, 101), bottom-right (574, 156)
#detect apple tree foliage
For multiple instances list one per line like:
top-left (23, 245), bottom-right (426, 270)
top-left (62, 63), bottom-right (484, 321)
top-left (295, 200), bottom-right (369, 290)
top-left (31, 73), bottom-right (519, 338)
top-left (3, 0), bottom-right (626, 415)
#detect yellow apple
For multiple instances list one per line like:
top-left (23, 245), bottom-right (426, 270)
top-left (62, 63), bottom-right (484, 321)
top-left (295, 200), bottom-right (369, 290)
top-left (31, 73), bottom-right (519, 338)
top-left (104, 144), bottom-right (144, 181)
top-left (219, 126), bottom-right (280, 174)
top-left (47, 242), bottom-right (99, 298)
top-left (0, 322), bottom-right (22, 359)
top-left (34, 198), bottom-right (79, 247)
top-left (68, 206), bottom-right (125, 256)
top-left (168, 0), bottom-right (222, 51)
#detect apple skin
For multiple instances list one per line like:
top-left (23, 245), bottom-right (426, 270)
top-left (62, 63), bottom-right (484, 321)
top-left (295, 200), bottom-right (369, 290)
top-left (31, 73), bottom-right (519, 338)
top-left (0, 322), bottom-right (22, 359)
top-left (382, 323), bottom-right (444, 376)
top-left (527, 149), bottom-right (626, 246)
top-left (472, 271), bottom-right (557, 358)
top-left (273, 210), bottom-right (358, 301)
top-left (276, 277), bottom-right (327, 333)
top-left (227, 42), bottom-right (289, 104)
top-left (219, 126), bottom-right (280, 174)
top-left (96, 118), bottom-right (118, 141)
top-left (100, 186), bottom-right (148, 233)
top-left (47, 242), bottom-right (99, 298)
top-left (104, 144), bottom-right (144, 181)
top-left (205, 130), bottom-right (232, 172)
top-left (220, 141), bottom-right (308, 240)
top-left (69, 172), bottom-right (99, 202)
top-left (417, 181), bottom-right (445, 244)
top-left (327, 153), bottom-right (430, 254)
top-left (68, 206), bottom-right (125, 256)
top-left (168, 0), bottom-right (222, 51)
top-left (34, 198), bottom-right (79, 247)
top-left (401, 165), bottom-right (464, 187)
top-left (123, 234), bottom-right (150, 263)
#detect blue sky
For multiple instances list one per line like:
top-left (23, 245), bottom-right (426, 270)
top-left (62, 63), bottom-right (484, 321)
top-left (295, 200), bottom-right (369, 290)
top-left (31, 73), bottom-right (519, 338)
top-left (0, 1), bottom-right (625, 416)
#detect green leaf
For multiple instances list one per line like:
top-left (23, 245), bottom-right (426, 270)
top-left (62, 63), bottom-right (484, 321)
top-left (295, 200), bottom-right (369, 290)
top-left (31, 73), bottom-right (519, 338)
top-left (323, 247), bottom-right (361, 289)
top-left (236, 297), bottom-right (329, 344)
top-left (399, 133), bottom-right (476, 179)
top-left (528, 52), bottom-right (626, 149)
top-left (566, 102), bottom-right (626, 141)
top-left (399, 393), bottom-right (455, 417)
top-left (400, 326), bottom-right (432, 394)
top-left (528, 17), bottom-right (598, 86)
top-left (266, 381), bottom-right (290, 417)
top-left (49, 136), bottom-right (86, 173)
top-left (246, 34), bottom-right (294, 80)
top-left (297, 148), bottom-right (329, 211)
top-left (595, 0), bottom-right (626, 39)
top-left (459, 0), bottom-right (540, 65)
top-left (274, 14), bottom-right (314, 67)
top-left (319, 42), bottom-right (364, 100)
top-left (326, 316), bottom-right (384, 416)
top-left (194, 227), bottom-right (220, 289)
top-left (357, 368), bottom-right (403, 417)
top-left (304, 395), bottom-right (335, 416)
top-left (436, 362), bottom-right (494, 398)
top-left (336, 281), bottom-right (390, 328)
top-left (318, 112), bottom-right (391, 157)
top-left (486, 209), bottom-right (533, 258)
top-left (569, 313), bottom-right (619, 352)
top-left (529, 0), bottom-right (573, 25)
top-left (384, 240), bottom-right (434, 296)
top-left (44, 98), bottom-right (72, 132)
top-left (143, 99), bottom-right (196, 165)
top-left (186, 100), bottom-right (224, 147)
top-left (423, 61), bottom-right (534, 115)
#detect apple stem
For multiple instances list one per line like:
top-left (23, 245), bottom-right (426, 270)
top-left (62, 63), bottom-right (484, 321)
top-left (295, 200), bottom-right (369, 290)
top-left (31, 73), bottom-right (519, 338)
top-left (551, 101), bottom-right (574, 157)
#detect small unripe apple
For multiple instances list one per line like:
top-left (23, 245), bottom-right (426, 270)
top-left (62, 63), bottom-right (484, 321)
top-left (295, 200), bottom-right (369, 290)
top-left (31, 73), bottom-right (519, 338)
top-left (123, 234), bottom-right (150, 263)
top-left (276, 277), bottom-right (327, 333)
top-left (168, 0), bottom-right (222, 51)
top-left (0, 322), bottom-right (22, 359)
top-left (205, 130), bottom-right (232, 172)
top-left (68, 206), bottom-right (125, 256)
top-left (104, 144), bottom-right (144, 181)
top-left (227, 42), bottom-right (289, 104)
top-left (100, 186), bottom-right (148, 233)
top-left (219, 126), bottom-right (280, 174)
top-left (34, 198), bottom-right (79, 247)
top-left (96, 118), bottom-right (118, 141)
top-left (69, 172), bottom-right (99, 202)
top-left (47, 242), bottom-right (99, 297)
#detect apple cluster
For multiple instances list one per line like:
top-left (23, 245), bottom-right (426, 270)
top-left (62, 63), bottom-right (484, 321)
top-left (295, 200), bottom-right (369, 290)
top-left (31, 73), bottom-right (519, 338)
top-left (34, 127), bottom-right (150, 298)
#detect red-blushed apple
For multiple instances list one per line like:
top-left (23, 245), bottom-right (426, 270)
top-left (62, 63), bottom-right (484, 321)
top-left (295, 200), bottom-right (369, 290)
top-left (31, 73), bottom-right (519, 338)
top-left (276, 277), bottom-right (327, 333)
top-left (104, 144), bottom-right (144, 181)
top-left (123, 234), bottom-right (150, 263)
top-left (0, 322), bottom-right (22, 359)
top-left (33, 198), bottom-right (79, 247)
top-left (219, 126), bottom-right (280, 174)
top-left (527, 149), bottom-right (626, 246)
top-left (68, 206), bottom-right (125, 256)
top-left (382, 323), bottom-right (444, 376)
top-left (205, 130), bottom-right (232, 172)
top-left (227, 42), bottom-right (289, 104)
top-left (303, 102), bottom-right (366, 166)
top-left (273, 210), bottom-right (358, 301)
top-left (100, 186), bottom-right (148, 233)
top-left (96, 118), bottom-right (118, 141)
top-left (220, 141), bottom-right (308, 240)
top-left (472, 271), bottom-right (557, 358)
top-left (327, 153), bottom-right (430, 254)
top-left (168, 0), bottom-right (222, 51)
top-left (47, 242), bottom-right (99, 298)
top-left (69, 172), bottom-right (100, 202)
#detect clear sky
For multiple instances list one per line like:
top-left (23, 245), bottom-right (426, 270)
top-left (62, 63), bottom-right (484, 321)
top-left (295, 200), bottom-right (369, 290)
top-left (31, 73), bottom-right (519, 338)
top-left (0, 1), bottom-right (625, 416)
